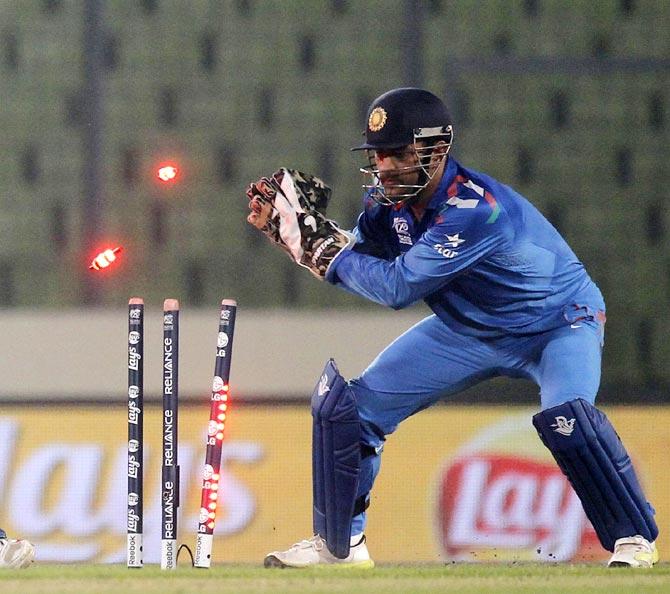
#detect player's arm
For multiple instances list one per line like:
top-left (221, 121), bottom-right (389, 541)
top-left (349, 198), bottom-right (394, 260)
top-left (327, 207), bottom-right (510, 309)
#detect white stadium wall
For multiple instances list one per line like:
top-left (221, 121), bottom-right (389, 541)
top-left (0, 307), bottom-right (426, 401)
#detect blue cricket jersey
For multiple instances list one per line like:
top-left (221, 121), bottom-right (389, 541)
top-left (327, 157), bottom-right (605, 337)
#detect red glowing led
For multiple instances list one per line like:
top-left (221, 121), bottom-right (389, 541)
top-left (89, 247), bottom-right (122, 271)
top-left (157, 165), bottom-right (178, 182)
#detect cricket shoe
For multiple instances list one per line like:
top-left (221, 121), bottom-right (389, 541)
top-left (0, 536), bottom-right (35, 569)
top-left (608, 535), bottom-right (658, 568)
top-left (264, 534), bottom-right (374, 569)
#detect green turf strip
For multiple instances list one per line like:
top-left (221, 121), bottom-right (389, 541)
top-left (0, 564), bottom-right (668, 594)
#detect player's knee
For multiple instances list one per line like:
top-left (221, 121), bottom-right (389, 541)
top-left (540, 391), bottom-right (596, 411)
top-left (347, 382), bottom-right (387, 450)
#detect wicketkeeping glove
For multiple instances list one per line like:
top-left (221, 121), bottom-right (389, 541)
top-left (246, 168), bottom-right (355, 279)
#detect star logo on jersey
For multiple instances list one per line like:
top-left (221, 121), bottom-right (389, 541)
top-left (444, 233), bottom-right (465, 248)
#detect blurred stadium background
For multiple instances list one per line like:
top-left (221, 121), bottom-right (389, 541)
top-left (0, 0), bottom-right (668, 565)
top-left (1, 0), bottom-right (669, 396)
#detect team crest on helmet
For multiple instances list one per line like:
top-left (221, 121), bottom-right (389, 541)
top-left (368, 107), bottom-right (387, 132)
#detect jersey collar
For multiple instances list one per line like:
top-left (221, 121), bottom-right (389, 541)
top-left (423, 156), bottom-right (458, 212)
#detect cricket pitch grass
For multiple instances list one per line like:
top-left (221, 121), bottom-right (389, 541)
top-left (0, 563), bottom-right (668, 594)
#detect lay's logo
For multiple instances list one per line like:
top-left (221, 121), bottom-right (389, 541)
top-left (434, 414), bottom-right (603, 562)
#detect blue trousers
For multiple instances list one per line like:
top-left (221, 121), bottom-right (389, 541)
top-left (348, 314), bottom-right (604, 535)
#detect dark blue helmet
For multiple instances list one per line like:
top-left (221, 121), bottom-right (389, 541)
top-left (354, 88), bottom-right (454, 206)
top-left (353, 87), bottom-right (453, 151)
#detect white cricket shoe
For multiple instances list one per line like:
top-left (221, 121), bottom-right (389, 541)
top-left (608, 535), bottom-right (658, 568)
top-left (264, 534), bottom-right (374, 569)
top-left (0, 538), bottom-right (35, 569)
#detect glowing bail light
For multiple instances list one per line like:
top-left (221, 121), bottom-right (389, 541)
top-left (157, 165), bottom-right (178, 182)
top-left (89, 246), bottom-right (122, 271)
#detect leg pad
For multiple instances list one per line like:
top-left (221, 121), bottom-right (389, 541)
top-left (533, 398), bottom-right (658, 551)
top-left (312, 359), bottom-right (361, 559)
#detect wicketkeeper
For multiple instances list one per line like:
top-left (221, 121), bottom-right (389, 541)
top-left (247, 88), bottom-right (659, 569)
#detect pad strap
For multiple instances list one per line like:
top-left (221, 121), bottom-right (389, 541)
top-left (352, 494), bottom-right (370, 517)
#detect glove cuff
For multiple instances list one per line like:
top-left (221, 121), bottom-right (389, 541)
top-left (324, 244), bottom-right (354, 284)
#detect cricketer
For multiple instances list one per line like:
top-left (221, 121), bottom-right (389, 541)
top-left (246, 88), bottom-right (658, 569)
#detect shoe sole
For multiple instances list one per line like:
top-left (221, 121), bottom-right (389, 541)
top-left (263, 555), bottom-right (374, 570)
top-left (608, 561), bottom-right (654, 568)
top-left (608, 548), bottom-right (658, 568)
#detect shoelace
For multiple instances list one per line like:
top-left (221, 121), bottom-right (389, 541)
top-left (291, 536), bottom-right (324, 552)
top-left (616, 540), bottom-right (648, 554)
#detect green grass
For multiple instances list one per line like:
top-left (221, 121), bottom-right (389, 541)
top-left (0, 564), bottom-right (669, 594)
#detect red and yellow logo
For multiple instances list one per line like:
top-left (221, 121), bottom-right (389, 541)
top-left (368, 107), bottom-right (387, 132)
top-left (434, 413), bottom-right (605, 562)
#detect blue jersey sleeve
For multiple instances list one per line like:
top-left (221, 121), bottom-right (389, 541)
top-left (349, 194), bottom-right (395, 260)
top-left (329, 203), bottom-right (511, 309)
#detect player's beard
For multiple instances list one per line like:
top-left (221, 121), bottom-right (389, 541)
top-left (379, 168), bottom-right (425, 207)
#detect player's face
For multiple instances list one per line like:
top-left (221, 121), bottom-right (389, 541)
top-left (371, 145), bottom-right (423, 199)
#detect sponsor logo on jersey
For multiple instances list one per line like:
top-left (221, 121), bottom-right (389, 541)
top-left (434, 245), bottom-right (458, 258)
top-left (444, 233), bottom-right (465, 247)
top-left (433, 233), bottom-right (465, 258)
top-left (392, 217), bottom-right (413, 246)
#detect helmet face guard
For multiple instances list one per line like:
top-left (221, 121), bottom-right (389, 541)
top-left (352, 88), bottom-right (454, 207)
top-left (359, 125), bottom-right (453, 206)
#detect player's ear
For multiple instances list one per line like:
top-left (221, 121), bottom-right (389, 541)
top-left (433, 140), bottom-right (448, 156)
top-left (429, 140), bottom-right (448, 166)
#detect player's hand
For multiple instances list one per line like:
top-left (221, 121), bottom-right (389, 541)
top-left (246, 177), bottom-right (276, 230)
top-left (245, 168), bottom-right (354, 279)
top-left (246, 168), bottom-right (331, 227)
